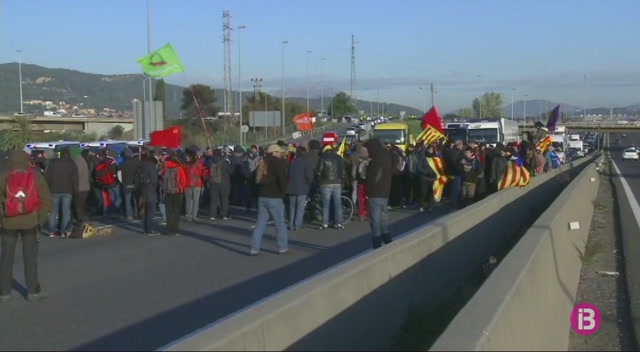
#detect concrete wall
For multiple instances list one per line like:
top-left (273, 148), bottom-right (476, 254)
top-left (431, 159), bottom-right (602, 351)
top-left (160, 157), bottom-right (595, 352)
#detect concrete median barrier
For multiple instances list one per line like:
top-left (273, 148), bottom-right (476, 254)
top-left (160, 157), bottom-right (596, 352)
top-left (431, 158), bottom-right (602, 351)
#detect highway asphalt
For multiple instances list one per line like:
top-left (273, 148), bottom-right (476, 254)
top-left (0, 201), bottom-right (447, 350)
top-left (609, 131), bottom-right (640, 345)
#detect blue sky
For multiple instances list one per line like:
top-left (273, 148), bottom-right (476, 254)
top-left (2, 0), bottom-right (639, 113)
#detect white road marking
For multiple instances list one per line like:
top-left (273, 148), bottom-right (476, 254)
top-left (609, 132), bottom-right (640, 237)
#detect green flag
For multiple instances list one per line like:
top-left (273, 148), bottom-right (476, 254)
top-left (137, 43), bottom-right (185, 77)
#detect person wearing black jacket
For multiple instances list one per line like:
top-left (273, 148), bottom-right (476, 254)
top-left (249, 145), bottom-right (289, 256)
top-left (286, 147), bottom-right (314, 231)
top-left (446, 140), bottom-right (464, 209)
top-left (45, 147), bottom-right (79, 238)
top-left (416, 144), bottom-right (438, 213)
top-left (364, 138), bottom-right (394, 249)
top-left (316, 144), bottom-right (346, 230)
top-left (140, 151), bottom-right (160, 235)
top-left (119, 150), bottom-right (141, 220)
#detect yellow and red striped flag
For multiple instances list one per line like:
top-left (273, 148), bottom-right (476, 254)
top-left (426, 156), bottom-right (448, 202)
top-left (498, 161), bottom-right (531, 190)
top-left (417, 125), bottom-right (446, 145)
top-left (536, 136), bottom-right (552, 153)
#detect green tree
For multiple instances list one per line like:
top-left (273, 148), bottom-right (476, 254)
top-left (154, 79), bottom-right (167, 118)
top-left (471, 92), bottom-right (504, 119)
top-left (1, 116), bottom-right (34, 150)
top-left (331, 92), bottom-right (357, 117)
top-left (108, 125), bottom-right (125, 139)
top-left (181, 84), bottom-right (218, 119)
top-left (458, 108), bottom-right (474, 119)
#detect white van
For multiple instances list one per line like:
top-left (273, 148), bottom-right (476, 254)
top-left (44, 111), bottom-right (63, 117)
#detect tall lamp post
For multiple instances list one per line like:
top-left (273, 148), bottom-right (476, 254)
top-left (511, 88), bottom-right (516, 121)
top-left (237, 25), bottom-right (246, 145)
top-left (477, 74), bottom-right (482, 119)
top-left (281, 40), bottom-right (288, 136)
top-left (419, 86), bottom-right (427, 113)
top-left (320, 57), bottom-right (325, 117)
top-left (583, 74), bottom-right (587, 120)
top-left (306, 50), bottom-right (312, 113)
top-left (17, 50), bottom-right (23, 114)
top-left (524, 94), bottom-right (528, 127)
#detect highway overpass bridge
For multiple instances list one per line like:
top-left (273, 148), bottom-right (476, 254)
top-left (0, 116), bottom-right (133, 136)
top-left (519, 121), bottom-right (640, 133)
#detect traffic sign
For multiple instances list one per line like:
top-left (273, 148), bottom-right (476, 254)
top-left (241, 125), bottom-right (249, 133)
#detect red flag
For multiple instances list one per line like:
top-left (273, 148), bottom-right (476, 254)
top-left (149, 126), bottom-right (182, 148)
top-left (293, 112), bottom-right (315, 131)
top-left (421, 106), bottom-right (444, 132)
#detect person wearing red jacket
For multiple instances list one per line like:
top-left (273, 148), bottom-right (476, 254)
top-left (161, 152), bottom-right (187, 236)
top-left (183, 150), bottom-right (206, 221)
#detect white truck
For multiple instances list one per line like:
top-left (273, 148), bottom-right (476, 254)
top-left (467, 118), bottom-right (520, 146)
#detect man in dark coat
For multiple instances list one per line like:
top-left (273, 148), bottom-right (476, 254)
top-left (286, 146), bottom-right (315, 231)
top-left (140, 150), bottom-right (160, 235)
top-left (364, 138), bottom-right (394, 249)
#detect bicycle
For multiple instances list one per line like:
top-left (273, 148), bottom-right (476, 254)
top-left (304, 188), bottom-right (354, 226)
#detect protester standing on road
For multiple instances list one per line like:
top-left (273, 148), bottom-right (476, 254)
top-left (363, 138), bottom-right (394, 250)
top-left (140, 150), bottom-right (160, 236)
top-left (249, 145), bottom-right (289, 256)
top-left (286, 146), bottom-right (315, 231)
top-left (161, 152), bottom-right (187, 236)
top-left (0, 149), bottom-right (52, 302)
top-left (183, 149), bottom-right (206, 221)
top-left (119, 149), bottom-right (141, 220)
top-left (45, 147), bottom-right (79, 238)
top-left (316, 144), bottom-right (346, 230)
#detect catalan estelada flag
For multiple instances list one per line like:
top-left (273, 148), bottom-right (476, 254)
top-left (417, 125), bottom-right (446, 145)
top-left (498, 161), bottom-right (531, 190)
top-left (426, 156), bottom-right (448, 202)
top-left (536, 136), bottom-right (552, 153)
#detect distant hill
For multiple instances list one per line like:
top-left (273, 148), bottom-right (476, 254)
top-left (0, 63), bottom-right (422, 117)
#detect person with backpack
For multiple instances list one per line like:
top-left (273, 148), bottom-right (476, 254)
top-left (0, 149), bottom-right (52, 302)
top-left (161, 152), bottom-right (187, 236)
top-left (95, 149), bottom-right (121, 218)
top-left (183, 150), bottom-right (206, 221)
top-left (208, 149), bottom-right (231, 220)
top-left (44, 147), bottom-right (79, 238)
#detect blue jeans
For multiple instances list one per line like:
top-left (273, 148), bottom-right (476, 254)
top-left (368, 197), bottom-right (389, 239)
top-left (123, 187), bottom-right (138, 218)
top-left (321, 184), bottom-right (343, 226)
top-left (102, 184), bottom-right (123, 217)
top-left (250, 197), bottom-right (288, 253)
top-left (159, 201), bottom-right (167, 222)
top-left (49, 193), bottom-right (72, 233)
top-left (288, 195), bottom-right (307, 230)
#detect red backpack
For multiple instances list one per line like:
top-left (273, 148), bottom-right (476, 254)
top-left (95, 159), bottom-right (116, 186)
top-left (4, 169), bottom-right (41, 217)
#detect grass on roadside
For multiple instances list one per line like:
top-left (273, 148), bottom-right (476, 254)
top-left (581, 238), bottom-right (605, 266)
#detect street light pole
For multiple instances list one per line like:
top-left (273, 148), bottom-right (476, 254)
top-left (511, 88), bottom-right (515, 121)
top-left (281, 40), bottom-right (288, 137)
top-left (306, 50), bottom-right (312, 113)
top-left (320, 58), bottom-right (325, 117)
top-left (524, 94), bottom-right (528, 127)
top-left (17, 50), bottom-right (23, 114)
top-left (477, 74), bottom-right (482, 119)
top-left (146, 0), bottom-right (154, 136)
top-left (583, 74), bottom-right (587, 120)
top-left (419, 87), bottom-right (426, 113)
top-left (237, 25), bottom-right (246, 146)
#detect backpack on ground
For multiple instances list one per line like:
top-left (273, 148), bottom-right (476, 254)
top-left (95, 159), bottom-right (116, 186)
top-left (3, 169), bottom-right (41, 218)
top-left (162, 167), bottom-right (180, 194)
top-left (255, 158), bottom-right (268, 185)
top-left (209, 161), bottom-right (223, 184)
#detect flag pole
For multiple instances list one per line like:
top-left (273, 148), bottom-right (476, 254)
top-left (146, 0), bottom-right (154, 136)
top-left (190, 87), bottom-right (212, 148)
